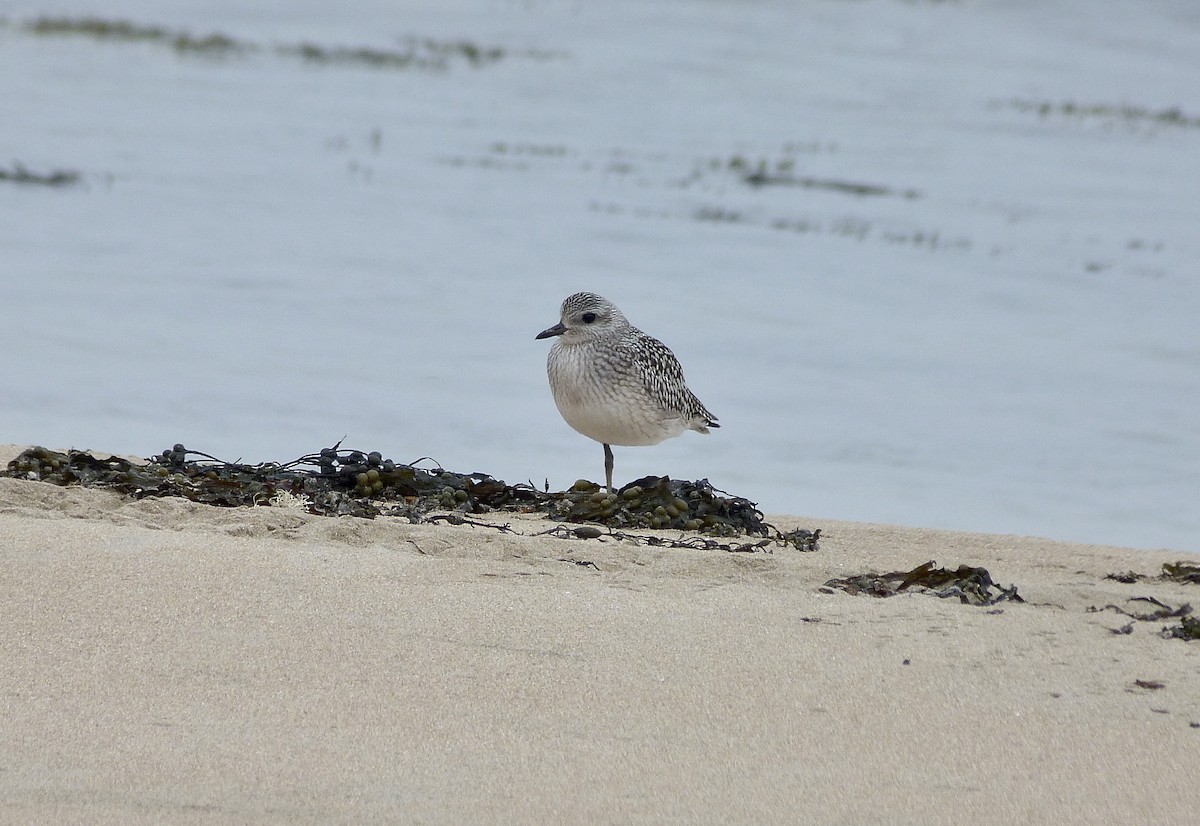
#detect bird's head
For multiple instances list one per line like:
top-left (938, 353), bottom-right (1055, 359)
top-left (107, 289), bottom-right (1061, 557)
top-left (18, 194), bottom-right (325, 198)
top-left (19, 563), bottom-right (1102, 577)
top-left (535, 292), bottom-right (627, 344)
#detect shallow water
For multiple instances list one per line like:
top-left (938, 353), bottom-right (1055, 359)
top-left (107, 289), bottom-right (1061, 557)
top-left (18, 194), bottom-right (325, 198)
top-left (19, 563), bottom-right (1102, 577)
top-left (2, 0), bottom-right (1198, 551)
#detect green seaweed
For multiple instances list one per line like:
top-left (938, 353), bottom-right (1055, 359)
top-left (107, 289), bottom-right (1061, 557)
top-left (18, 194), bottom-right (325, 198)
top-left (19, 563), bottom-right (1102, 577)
top-left (281, 42), bottom-right (418, 70)
top-left (28, 17), bottom-right (172, 41)
top-left (1001, 99), bottom-right (1200, 129)
top-left (173, 32), bottom-right (245, 55)
top-left (27, 16), bottom-right (247, 55)
top-left (743, 169), bottom-right (919, 199)
top-left (694, 151), bottom-right (918, 199)
top-left (0, 163), bottom-right (80, 187)
top-left (21, 16), bottom-right (516, 71)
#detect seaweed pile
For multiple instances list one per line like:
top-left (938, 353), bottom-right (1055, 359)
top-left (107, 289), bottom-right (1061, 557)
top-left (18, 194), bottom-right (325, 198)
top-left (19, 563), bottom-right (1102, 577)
top-left (823, 560), bottom-right (1024, 607)
top-left (538, 522), bottom-right (820, 553)
top-left (1088, 597), bottom-right (1198, 641)
top-left (548, 476), bottom-right (765, 535)
top-left (1162, 615), bottom-right (1200, 641)
top-left (4, 445), bottom-right (816, 549)
top-left (1105, 562), bottom-right (1200, 585)
top-left (1096, 566), bottom-right (1199, 640)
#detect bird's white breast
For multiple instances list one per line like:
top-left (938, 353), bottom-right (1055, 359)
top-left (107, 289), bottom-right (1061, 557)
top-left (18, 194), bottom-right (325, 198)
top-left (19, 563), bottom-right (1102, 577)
top-left (547, 340), bottom-right (685, 447)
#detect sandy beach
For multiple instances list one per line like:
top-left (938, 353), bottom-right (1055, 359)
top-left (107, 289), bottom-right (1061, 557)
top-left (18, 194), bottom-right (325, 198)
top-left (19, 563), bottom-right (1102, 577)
top-left (1, 443), bottom-right (1198, 824)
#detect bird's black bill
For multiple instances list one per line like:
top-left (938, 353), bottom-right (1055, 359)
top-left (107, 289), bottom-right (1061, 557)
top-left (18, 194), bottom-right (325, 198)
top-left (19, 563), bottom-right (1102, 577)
top-left (535, 322), bottom-right (567, 340)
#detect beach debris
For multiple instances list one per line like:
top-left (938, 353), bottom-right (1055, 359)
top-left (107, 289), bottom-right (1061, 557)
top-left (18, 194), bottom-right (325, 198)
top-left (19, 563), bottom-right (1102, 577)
top-left (1105, 562), bottom-right (1200, 585)
top-left (1088, 596), bottom-right (1192, 622)
top-left (1133, 679), bottom-right (1166, 690)
top-left (536, 522), bottom-right (819, 554)
top-left (422, 513), bottom-right (514, 532)
top-left (545, 475), bottom-right (772, 536)
top-left (2, 444), bottom-right (537, 519)
top-left (559, 558), bottom-right (600, 570)
top-left (3, 445), bottom-right (813, 546)
top-left (822, 560), bottom-right (1024, 606)
top-left (1161, 562), bottom-right (1200, 584)
top-left (1161, 615), bottom-right (1200, 642)
top-left (1088, 597), bottom-right (1199, 641)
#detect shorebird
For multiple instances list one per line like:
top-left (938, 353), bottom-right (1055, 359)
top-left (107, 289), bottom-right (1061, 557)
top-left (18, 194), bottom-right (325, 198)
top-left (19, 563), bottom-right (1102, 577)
top-left (535, 292), bottom-right (719, 493)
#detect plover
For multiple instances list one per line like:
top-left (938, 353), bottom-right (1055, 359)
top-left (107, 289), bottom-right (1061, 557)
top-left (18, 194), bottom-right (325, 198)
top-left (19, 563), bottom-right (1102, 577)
top-left (535, 292), bottom-right (719, 493)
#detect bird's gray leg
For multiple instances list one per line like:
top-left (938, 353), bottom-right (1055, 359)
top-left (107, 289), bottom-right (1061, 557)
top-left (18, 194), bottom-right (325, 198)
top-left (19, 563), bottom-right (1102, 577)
top-left (603, 443), bottom-right (614, 494)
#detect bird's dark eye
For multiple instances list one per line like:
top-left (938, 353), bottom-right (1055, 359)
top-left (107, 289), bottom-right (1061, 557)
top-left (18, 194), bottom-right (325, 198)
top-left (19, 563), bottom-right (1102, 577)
top-left (581, 312), bottom-right (597, 324)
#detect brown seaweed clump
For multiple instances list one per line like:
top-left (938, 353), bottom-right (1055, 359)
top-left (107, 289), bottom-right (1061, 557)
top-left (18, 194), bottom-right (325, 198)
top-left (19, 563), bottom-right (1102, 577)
top-left (1105, 562), bottom-right (1200, 585)
top-left (1161, 562), bottom-right (1200, 585)
top-left (1088, 597), bottom-right (1197, 641)
top-left (3, 444), bottom-right (538, 521)
top-left (4, 445), bottom-right (814, 549)
top-left (823, 560), bottom-right (1024, 606)
top-left (1161, 615), bottom-right (1200, 641)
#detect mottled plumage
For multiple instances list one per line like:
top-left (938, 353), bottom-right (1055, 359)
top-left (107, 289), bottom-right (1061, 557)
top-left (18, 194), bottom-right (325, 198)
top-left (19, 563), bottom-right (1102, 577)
top-left (535, 292), bottom-right (718, 492)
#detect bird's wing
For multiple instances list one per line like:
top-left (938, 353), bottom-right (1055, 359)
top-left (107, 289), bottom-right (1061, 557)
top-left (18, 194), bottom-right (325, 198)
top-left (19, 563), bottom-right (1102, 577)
top-left (624, 333), bottom-right (718, 426)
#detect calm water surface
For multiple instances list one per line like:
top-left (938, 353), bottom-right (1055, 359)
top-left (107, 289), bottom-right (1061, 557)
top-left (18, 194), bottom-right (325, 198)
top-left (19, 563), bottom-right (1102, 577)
top-left (2, 0), bottom-right (1198, 551)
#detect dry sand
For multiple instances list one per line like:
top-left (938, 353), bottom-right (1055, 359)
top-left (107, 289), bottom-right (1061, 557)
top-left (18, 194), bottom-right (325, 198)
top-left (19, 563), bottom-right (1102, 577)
top-left (1, 444), bottom-right (1198, 824)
